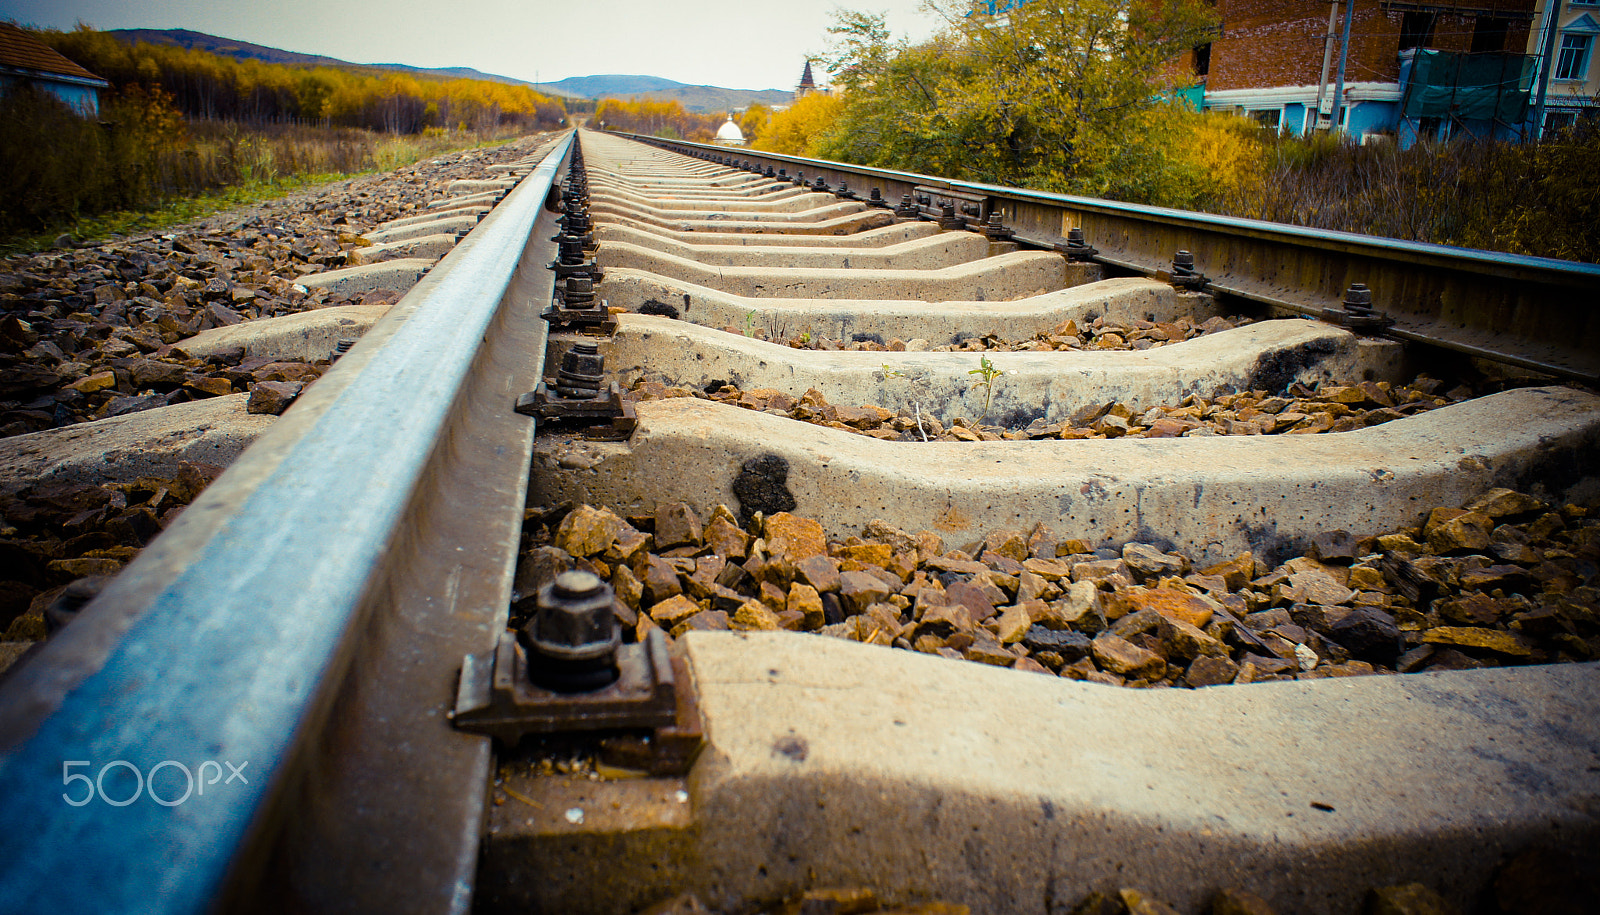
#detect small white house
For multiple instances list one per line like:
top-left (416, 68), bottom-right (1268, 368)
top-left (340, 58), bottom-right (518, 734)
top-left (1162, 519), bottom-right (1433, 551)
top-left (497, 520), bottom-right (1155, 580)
top-left (0, 22), bottom-right (111, 116)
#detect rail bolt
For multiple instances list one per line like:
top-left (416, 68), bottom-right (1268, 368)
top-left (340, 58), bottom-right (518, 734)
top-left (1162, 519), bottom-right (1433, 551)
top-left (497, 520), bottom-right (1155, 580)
top-left (553, 342), bottom-right (606, 400)
top-left (983, 212), bottom-right (1012, 240)
top-left (1061, 226), bottom-right (1098, 261)
top-left (557, 237), bottom-right (586, 264)
top-left (1167, 249), bottom-right (1209, 290)
top-left (560, 275), bottom-right (596, 308)
top-left (521, 570), bottom-right (621, 693)
top-left (1325, 282), bottom-right (1393, 332)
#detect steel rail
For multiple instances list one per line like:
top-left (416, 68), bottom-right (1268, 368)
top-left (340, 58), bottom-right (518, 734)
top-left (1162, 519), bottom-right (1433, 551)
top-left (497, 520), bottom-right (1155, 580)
top-left (624, 132), bottom-right (1600, 385)
top-left (0, 131), bottom-right (575, 913)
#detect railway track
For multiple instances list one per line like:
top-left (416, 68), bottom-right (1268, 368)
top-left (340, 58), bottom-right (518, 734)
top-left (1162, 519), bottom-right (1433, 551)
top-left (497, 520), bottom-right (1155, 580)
top-left (1, 128), bottom-right (1598, 914)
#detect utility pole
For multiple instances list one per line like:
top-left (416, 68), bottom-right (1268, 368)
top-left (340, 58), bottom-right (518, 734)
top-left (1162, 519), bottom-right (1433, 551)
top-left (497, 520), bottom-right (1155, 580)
top-left (1531, 0), bottom-right (1562, 138)
top-left (1331, 0), bottom-right (1357, 135)
top-left (1315, 0), bottom-right (1341, 130)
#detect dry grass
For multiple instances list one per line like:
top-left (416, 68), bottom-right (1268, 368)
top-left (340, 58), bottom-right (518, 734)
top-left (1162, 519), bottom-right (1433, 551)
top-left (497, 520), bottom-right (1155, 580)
top-left (1209, 124), bottom-right (1600, 263)
top-left (0, 86), bottom-right (527, 244)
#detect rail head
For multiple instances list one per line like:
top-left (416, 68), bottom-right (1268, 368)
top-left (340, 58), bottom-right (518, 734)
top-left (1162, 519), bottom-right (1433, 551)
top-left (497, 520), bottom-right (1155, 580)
top-left (619, 130), bottom-right (1600, 383)
top-left (619, 131), bottom-right (1600, 281)
top-left (0, 132), bottom-right (576, 913)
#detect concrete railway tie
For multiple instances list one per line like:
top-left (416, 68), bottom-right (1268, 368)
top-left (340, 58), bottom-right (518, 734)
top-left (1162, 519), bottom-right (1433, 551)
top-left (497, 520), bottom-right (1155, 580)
top-left (576, 314), bottom-right (1406, 427)
top-left (492, 131), bottom-right (1600, 913)
top-left (4, 129), bottom-right (1598, 915)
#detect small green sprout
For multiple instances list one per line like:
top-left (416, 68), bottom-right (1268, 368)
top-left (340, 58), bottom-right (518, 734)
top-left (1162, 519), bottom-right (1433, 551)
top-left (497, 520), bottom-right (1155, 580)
top-left (968, 355), bottom-right (1001, 424)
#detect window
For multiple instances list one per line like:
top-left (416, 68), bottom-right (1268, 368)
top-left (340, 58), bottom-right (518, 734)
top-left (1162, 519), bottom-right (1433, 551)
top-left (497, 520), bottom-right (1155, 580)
top-left (1556, 33), bottom-right (1593, 80)
top-left (1544, 110), bottom-right (1578, 132)
top-left (1400, 11), bottom-right (1437, 51)
top-left (1250, 108), bottom-right (1282, 131)
top-left (1193, 42), bottom-right (1211, 78)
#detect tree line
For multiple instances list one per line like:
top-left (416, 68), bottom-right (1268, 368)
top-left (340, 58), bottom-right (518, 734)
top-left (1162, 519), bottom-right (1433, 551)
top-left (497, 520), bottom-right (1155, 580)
top-left (593, 98), bottom-right (723, 142)
top-left (39, 26), bottom-right (567, 134)
top-left (1, 25), bottom-right (567, 238)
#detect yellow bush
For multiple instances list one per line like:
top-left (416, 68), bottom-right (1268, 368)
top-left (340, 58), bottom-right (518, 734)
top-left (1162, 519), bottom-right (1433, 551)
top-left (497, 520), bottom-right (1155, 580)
top-left (1181, 111), bottom-right (1265, 205)
top-left (751, 94), bottom-right (843, 157)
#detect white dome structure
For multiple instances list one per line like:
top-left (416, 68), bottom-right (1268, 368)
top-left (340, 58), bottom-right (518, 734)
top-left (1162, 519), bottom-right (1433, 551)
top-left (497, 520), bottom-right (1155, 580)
top-left (714, 114), bottom-right (746, 146)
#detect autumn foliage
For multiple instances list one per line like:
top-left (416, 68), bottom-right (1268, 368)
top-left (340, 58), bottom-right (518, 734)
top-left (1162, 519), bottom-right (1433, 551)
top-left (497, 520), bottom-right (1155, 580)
top-left (594, 98), bottom-right (721, 142)
top-left (751, 94), bottom-right (843, 156)
top-left (799, 3), bottom-right (1598, 261)
top-left (0, 25), bottom-right (566, 237)
top-left (39, 26), bottom-right (567, 133)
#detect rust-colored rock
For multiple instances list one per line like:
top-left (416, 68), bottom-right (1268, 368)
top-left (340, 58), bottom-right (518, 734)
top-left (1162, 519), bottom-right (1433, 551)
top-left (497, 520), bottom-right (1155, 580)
top-left (787, 582), bottom-right (825, 629)
top-left (731, 600), bottom-right (782, 631)
top-left (764, 511), bottom-right (827, 564)
top-left (1119, 587), bottom-right (1215, 629)
top-left (554, 504), bottom-right (626, 558)
top-left (1091, 634), bottom-right (1166, 678)
top-left (1421, 626), bottom-right (1533, 657)
top-left (245, 380), bottom-right (303, 415)
top-left (653, 502), bottom-right (702, 549)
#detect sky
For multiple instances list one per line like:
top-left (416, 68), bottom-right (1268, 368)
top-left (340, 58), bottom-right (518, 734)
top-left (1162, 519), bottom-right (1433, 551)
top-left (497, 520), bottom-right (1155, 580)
top-left (0, 0), bottom-right (946, 90)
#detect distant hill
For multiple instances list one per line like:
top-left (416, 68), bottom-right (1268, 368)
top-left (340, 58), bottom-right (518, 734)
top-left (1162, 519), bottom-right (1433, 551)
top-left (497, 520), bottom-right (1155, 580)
top-left (110, 28), bottom-right (347, 67)
top-left (551, 74), bottom-right (791, 112)
top-left (106, 30), bottom-right (790, 110)
top-left (551, 75), bottom-right (685, 96)
top-left (107, 28), bottom-right (586, 98)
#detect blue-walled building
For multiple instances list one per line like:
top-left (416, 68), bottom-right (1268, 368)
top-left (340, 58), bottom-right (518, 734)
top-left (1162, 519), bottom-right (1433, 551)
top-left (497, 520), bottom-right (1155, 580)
top-left (1188, 0), bottom-right (1592, 145)
top-left (0, 22), bottom-right (110, 117)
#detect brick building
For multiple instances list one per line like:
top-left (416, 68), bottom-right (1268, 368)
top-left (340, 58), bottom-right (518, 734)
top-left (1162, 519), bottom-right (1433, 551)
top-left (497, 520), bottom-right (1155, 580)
top-left (977, 0), bottom-right (1592, 141)
top-left (1195, 0), bottom-right (1550, 141)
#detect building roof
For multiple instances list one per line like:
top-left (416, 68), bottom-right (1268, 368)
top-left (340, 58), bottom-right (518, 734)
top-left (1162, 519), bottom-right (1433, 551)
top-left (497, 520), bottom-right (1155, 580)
top-left (799, 59), bottom-right (816, 90)
top-left (716, 114), bottom-right (745, 141)
top-left (0, 23), bottom-right (109, 85)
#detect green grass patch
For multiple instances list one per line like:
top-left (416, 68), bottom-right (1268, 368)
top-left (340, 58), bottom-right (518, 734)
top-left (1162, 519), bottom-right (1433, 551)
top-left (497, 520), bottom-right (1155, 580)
top-left (0, 171), bottom-right (356, 257)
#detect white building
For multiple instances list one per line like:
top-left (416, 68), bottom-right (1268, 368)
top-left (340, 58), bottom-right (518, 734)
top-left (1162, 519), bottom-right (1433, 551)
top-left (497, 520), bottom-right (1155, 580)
top-left (714, 114), bottom-right (746, 146)
top-left (1530, 0), bottom-right (1600, 133)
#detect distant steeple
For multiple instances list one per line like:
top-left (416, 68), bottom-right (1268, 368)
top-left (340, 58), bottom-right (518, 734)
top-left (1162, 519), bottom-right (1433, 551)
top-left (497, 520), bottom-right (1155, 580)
top-left (798, 59), bottom-right (816, 94)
